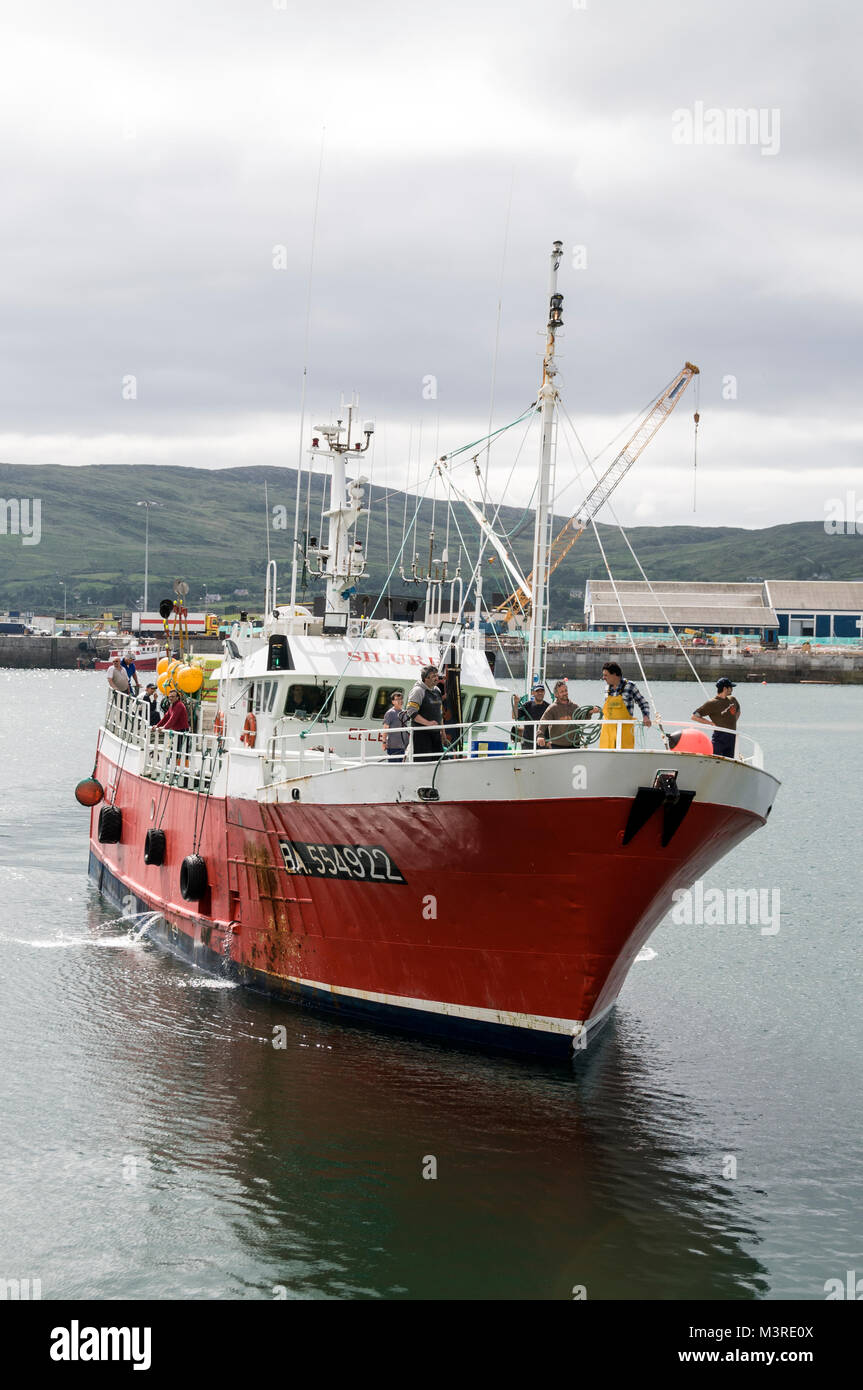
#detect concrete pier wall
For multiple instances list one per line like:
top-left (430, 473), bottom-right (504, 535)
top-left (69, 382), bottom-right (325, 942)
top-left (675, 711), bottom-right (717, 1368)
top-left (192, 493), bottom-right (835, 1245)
top-left (491, 642), bottom-right (863, 684)
top-left (2, 633), bottom-right (861, 683)
top-left (0, 635), bottom-right (224, 669)
top-left (0, 636), bottom-right (113, 669)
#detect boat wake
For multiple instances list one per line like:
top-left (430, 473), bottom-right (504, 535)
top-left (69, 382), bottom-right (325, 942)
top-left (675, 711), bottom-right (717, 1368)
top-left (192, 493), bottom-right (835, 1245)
top-left (4, 910), bottom-right (165, 951)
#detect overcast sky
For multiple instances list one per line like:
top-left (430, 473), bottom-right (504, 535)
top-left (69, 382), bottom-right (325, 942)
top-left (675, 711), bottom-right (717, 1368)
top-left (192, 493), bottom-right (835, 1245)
top-left (1, 0), bottom-right (860, 528)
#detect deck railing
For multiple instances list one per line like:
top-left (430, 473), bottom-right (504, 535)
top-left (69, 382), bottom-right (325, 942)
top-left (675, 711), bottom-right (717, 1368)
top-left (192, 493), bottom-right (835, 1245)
top-left (104, 689), bottom-right (153, 747)
top-left (263, 714), bottom-right (763, 785)
top-left (141, 728), bottom-right (224, 790)
top-left (103, 690), bottom-right (224, 789)
top-left (103, 690), bottom-right (763, 793)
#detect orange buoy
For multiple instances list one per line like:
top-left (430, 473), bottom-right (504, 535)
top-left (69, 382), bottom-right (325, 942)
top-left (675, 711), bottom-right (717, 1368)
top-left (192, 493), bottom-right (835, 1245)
top-left (213, 711), bottom-right (225, 736)
top-left (241, 713), bottom-right (257, 748)
top-left (672, 728), bottom-right (713, 755)
top-left (75, 777), bottom-right (104, 806)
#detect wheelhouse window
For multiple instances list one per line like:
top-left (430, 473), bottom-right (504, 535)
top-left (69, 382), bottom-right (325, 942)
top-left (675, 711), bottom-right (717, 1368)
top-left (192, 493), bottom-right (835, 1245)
top-left (252, 680), bottom-right (280, 714)
top-left (282, 683), bottom-right (327, 717)
top-left (466, 694), bottom-right (491, 723)
top-left (339, 685), bottom-right (370, 719)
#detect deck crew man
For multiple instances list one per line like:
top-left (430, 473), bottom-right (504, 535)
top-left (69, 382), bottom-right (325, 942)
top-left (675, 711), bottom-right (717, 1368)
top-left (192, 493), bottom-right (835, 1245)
top-left (692, 678), bottom-right (740, 757)
top-left (121, 654), bottom-right (140, 696)
top-left (156, 689), bottom-right (190, 733)
top-left (520, 680), bottom-right (551, 748)
top-left (142, 681), bottom-right (160, 726)
top-left (383, 690), bottom-right (410, 761)
top-left (537, 679), bottom-right (578, 748)
top-left (106, 656), bottom-right (130, 695)
top-left (406, 665), bottom-right (446, 761)
top-left (590, 662), bottom-right (651, 749)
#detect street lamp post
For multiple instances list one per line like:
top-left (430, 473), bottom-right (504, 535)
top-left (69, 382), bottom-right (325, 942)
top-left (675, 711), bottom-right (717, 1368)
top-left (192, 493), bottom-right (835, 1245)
top-left (136, 501), bottom-right (161, 613)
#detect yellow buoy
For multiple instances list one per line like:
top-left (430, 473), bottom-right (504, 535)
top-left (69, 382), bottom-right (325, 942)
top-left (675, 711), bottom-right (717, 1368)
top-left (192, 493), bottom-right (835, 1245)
top-left (176, 664), bottom-right (204, 694)
top-left (156, 657), bottom-right (171, 675)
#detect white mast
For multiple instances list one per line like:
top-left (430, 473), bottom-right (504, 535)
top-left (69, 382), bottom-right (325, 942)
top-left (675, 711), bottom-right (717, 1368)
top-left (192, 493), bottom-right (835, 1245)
top-left (308, 400), bottom-right (373, 630)
top-left (526, 240), bottom-right (564, 688)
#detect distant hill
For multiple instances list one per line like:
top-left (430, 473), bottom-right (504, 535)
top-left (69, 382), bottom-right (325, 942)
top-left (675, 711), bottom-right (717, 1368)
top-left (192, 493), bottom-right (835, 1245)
top-left (1, 462), bottom-right (860, 620)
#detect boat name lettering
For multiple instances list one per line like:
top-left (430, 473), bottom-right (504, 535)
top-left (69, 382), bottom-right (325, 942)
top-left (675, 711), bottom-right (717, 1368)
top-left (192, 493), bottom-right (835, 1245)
top-left (348, 650), bottom-right (427, 666)
top-left (278, 839), bottom-right (407, 884)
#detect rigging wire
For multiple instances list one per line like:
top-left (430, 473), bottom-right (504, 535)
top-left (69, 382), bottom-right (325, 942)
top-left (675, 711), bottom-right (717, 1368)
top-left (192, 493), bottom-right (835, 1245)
top-left (556, 403), bottom-right (709, 697)
top-left (290, 125), bottom-right (326, 611)
top-left (582, 504), bottom-right (659, 721)
top-left (477, 171), bottom-right (514, 573)
top-left (439, 401), bottom-right (538, 464)
top-left (299, 464), bottom-right (441, 737)
top-left (362, 431), bottom-right (375, 555)
top-left (692, 374), bottom-right (701, 512)
top-left (548, 373), bottom-right (673, 515)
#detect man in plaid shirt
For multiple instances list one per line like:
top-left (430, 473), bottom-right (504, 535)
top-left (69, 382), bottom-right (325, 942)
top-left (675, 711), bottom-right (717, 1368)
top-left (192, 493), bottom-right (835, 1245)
top-left (590, 662), bottom-right (652, 726)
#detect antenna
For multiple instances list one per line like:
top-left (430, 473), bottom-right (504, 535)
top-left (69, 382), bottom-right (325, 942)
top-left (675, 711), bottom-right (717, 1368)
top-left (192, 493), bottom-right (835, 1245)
top-left (289, 127), bottom-right (326, 614)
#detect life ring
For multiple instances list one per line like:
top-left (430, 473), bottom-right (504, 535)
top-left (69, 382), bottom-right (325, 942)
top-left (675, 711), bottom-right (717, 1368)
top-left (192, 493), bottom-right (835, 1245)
top-left (241, 713), bottom-right (257, 747)
top-left (213, 711), bottom-right (225, 737)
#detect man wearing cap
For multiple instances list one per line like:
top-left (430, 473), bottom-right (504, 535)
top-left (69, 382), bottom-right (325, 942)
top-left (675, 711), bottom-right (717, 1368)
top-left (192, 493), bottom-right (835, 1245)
top-left (519, 680), bottom-right (551, 749)
top-left (692, 679), bottom-right (741, 758)
top-left (142, 681), bottom-right (160, 727)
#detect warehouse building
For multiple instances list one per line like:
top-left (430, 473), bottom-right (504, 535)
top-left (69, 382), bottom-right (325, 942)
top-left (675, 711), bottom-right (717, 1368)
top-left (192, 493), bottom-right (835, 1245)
top-left (583, 580), bottom-right (779, 638)
top-left (763, 581), bottom-right (863, 639)
top-left (584, 579), bottom-right (863, 640)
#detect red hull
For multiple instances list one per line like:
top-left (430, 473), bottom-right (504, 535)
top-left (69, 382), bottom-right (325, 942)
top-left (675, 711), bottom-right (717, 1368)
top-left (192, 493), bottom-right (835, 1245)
top-left (88, 748), bottom-right (763, 1052)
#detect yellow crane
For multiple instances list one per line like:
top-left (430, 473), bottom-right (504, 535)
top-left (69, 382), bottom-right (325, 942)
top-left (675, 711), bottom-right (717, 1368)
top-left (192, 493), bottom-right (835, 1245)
top-left (493, 362), bottom-right (700, 621)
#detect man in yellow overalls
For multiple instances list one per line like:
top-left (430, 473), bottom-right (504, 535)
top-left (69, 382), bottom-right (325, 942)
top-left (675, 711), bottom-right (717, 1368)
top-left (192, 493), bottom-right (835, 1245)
top-left (591, 662), bottom-right (652, 749)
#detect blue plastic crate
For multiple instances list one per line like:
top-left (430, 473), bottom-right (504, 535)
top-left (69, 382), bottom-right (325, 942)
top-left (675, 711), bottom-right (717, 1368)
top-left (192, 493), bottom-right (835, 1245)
top-left (469, 739), bottom-right (509, 758)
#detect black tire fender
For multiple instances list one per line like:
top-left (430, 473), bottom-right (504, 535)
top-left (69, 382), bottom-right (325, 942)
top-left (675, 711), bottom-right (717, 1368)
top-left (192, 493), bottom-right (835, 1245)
top-left (180, 854), bottom-right (208, 901)
top-left (144, 829), bottom-right (166, 866)
top-left (97, 805), bottom-right (122, 843)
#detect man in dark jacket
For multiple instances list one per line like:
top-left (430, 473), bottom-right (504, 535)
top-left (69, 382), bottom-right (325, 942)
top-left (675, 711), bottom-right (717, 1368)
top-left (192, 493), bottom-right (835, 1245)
top-left (142, 682), bottom-right (160, 726)
top-left (519, 681), bottom-right (551, 748)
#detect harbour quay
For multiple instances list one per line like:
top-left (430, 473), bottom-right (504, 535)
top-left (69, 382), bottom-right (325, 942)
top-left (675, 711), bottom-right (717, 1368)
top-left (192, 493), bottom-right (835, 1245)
top-left (493, 639), bottom-right (863, 684)
top-left (0, 634), bottom-right (225, 669)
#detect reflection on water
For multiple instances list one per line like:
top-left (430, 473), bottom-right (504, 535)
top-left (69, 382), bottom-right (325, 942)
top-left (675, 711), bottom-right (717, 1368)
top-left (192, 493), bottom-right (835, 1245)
top-left (0, 672), bottom-right (860, 1300)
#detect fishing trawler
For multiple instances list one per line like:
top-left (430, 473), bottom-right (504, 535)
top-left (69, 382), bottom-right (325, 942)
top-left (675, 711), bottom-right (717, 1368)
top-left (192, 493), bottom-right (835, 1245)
top-left (94, 641), bottom-right (161, 673)
top-left (78, 243), bottom-right (779, 1057)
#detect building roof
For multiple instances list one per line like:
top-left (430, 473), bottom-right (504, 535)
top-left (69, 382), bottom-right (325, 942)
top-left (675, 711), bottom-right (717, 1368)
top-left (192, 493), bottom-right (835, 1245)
top-left (764, 581), bottom-right (863, 610)
top-left (590, 603), bottom-right (777, 627)
top-left (588, 580), bottom-right (765, 595)
top-left (585, 580), bottom-right (777, 627)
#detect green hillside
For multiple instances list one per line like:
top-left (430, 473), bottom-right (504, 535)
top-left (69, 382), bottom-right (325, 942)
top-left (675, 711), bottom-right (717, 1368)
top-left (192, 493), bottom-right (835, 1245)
top-left (1, 463), bottom-right (861, 620)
